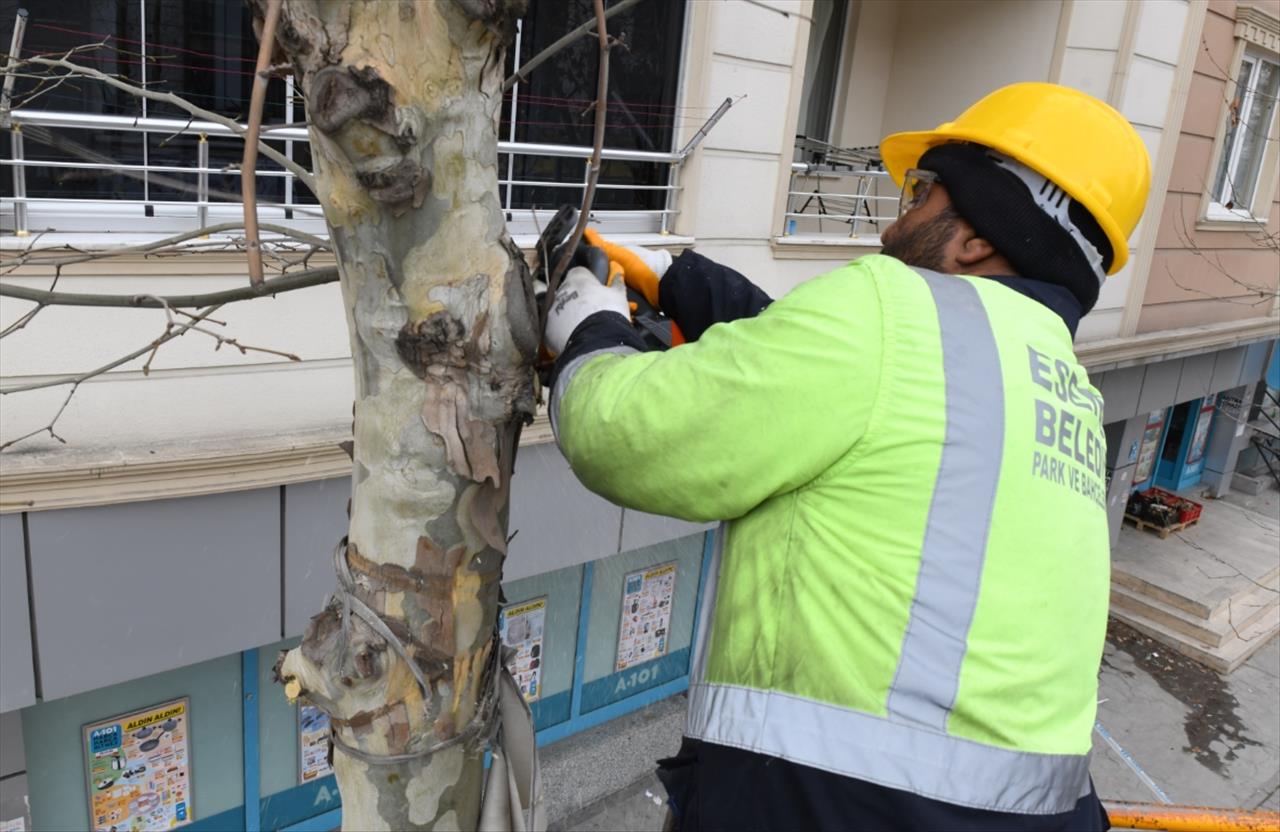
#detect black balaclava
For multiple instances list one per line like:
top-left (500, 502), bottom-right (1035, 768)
top-left (916, 143), bottom-right (1113, 314)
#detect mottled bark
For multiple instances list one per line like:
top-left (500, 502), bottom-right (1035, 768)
top-left (260, 2), bottom-right (534, 829)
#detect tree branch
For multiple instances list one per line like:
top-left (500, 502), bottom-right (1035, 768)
top-left (502, 0), bottom-right (641, 93)
top-left (3, 222), bottom-right (329, 271)
top-left (139, 293), bottom-right (301, 370)
top-left (18, 55), bottom-right (316, 192)
top-left (0, 265), bottom-right (339, 309)
top-left (244, 0), bottom-right (284, 286)
top-left (0, 303), bottom-right (225, 446)
top-left (541, 0), bottom-right (610, 328)
top-left (0, 386), bottom-right (78, 450)
top-left (0, 264), bottom-right (62, 340)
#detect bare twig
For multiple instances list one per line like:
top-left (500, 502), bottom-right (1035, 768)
top-left (0, 296), bottom-right (305, 449)
top-left (502, 0), bottom-right (642, 93)
top-left (0, 264), bottom-right (61, 340)
top-left (3, 222), bottom-right (328, 271)
top-left (0, 302), bottom-right (224, 450)
top-left (0, 386), bottom-right (77, 450)
top-left (541, 0), bottom-right (611, 329)
top-left (0, 265), bottom-right (339, 309)
top-left (244, 0), bottom-right (284, 286)
top-left (17, 55), bottom-right (315, 191)
top-left (1168, 193), bottom-right (1279, 301)
top-left (139, 294), bottom-right (301, 371)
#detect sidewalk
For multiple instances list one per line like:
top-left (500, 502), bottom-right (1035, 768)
top-left (547, 489), bottom-right (1280, 830)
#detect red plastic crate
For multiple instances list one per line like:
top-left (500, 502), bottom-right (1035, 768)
top-left (1143, 487), bottom-right (1202, 525)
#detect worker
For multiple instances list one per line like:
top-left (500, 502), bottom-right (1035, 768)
top-left (541, 83), bottom-right (1150, 831)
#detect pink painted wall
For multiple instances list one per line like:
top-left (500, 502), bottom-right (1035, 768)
top-left (1138, 0), bottom-right (1280, 333)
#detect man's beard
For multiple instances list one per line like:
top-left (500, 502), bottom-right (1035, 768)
top-left (880, 208), bottom-right (962, 271)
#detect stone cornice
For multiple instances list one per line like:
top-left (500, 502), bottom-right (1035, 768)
top-left (1236, 4), bottom-right (1280, 53)
top-left (0, 414), bottom-right (554, 514)
top-left (2, 319), bottom-right (1275, 515)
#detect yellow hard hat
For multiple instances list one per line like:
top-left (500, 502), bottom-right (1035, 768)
top-left (880, 82), bottom-right (1150, 275)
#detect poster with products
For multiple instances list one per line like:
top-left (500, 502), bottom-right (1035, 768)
top-left (83, 699), bottom-right (192, 831)
top-left (1185, 401), bottom-right (1216, 465)
top-left (298, 703), bottom-right (333, 783)
top-left (616, 562), bottom-right (676, 671)
top-left (500, 597), bottom-right (547, 702)
top-left (1134, 410), bottom-right (1166, 485)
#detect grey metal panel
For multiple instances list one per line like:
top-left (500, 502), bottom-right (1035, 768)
top-left (26, 489), bottom-right (280, 700)
top-left (1136, 358), bottom-right (1183, 415)
top-left (284, 478), bottom-right (350, 638)
top-left (619, 510), bottom-right (714, 553)
top-left (0, 514), bottom-right (35, 712)
top-left (1209, 346), bottom-right (1246, 394)
top-left (0, 710), bottom-right (24, 778)
top-left (1099, 365), bottom-right (1144, 423)
top-left (1176, 352), bottom-right (1217, 403)
top-left (505, 443), bottom-right (622, 582)
top-left (1239, 340), bottom-right (1273, 386)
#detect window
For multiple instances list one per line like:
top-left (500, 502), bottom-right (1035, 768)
top-left (1208, 49), bottom-right (1280, 221)
top-left (795, 0), bottom-right (850, 148)
top-left (1, 0), bottom-right (686, 235)
top-left (1, 0), bottom-right (301, 206)
top-left (498, 0), bottom-right (687, 227)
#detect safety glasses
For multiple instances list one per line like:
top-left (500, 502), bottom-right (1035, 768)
top-left (898, 168), bottom-right (940, 218)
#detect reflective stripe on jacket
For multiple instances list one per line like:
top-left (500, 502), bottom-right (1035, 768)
top-left (552, 254), bottom-right (1110, 815)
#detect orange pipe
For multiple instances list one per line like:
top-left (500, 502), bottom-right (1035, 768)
top-left (1105, 801), bottom-right (1280, 831)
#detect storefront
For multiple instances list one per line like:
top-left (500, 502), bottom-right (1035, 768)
top-left (1131, 397), bottom-right (1220, 494)
top-left (2, 530), bottom-right (712, 832)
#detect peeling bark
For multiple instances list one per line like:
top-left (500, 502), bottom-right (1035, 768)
top-left (259, 1), bottom-right (532, 828)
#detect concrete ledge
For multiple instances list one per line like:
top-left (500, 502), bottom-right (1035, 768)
top-left (1077, 318), bottom-right (1279, 373)
top-left (540, 694), bottom-right (685, 828)
top-left (0, 412), bottom-right (554, 514)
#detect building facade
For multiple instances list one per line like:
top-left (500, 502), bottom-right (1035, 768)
top-left (2, 1), bottom-right (1278, 830)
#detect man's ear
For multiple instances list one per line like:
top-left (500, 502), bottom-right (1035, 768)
top-left (951, 231), bottom-right (998, 267)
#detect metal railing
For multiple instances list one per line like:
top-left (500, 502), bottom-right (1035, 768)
top-left (2, 109), bottom-right (690, 238)
top-left (782, 163), bottom-right (899, 241)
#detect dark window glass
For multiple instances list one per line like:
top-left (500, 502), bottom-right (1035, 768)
top-left (1, 0), bottom-right (684, 213)
top-left (500, 0), bottom-right (687, 213)
top-left (144, 0), bottom-right (286, 123)
top-left (1, 0), bottom-right (284, 203)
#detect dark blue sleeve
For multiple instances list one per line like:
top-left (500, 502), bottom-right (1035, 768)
top-left (658, 250), bottom-right (773, 342)
top-left (548, 311), bottom-right (646, 391)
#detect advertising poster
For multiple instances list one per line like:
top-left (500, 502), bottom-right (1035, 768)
top-left (298, 703), bottom-right (333, 784)
top-left (616, 562), bottom-right (676, 671)
top-left (1134, 410), bottom-right (1166, 485)
top-left (500, 597), bottom-right (547, 702)
top-left (83, 699), bottom-right (192, 831)
top-left (1185, 402), bottom-right (1215, 465)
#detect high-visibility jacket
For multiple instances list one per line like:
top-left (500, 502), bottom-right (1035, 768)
top-left (551, 253), bottom-right (1110, 815)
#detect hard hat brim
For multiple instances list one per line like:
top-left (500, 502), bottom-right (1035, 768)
top-left (880, 128), bottom-right (1130, 275)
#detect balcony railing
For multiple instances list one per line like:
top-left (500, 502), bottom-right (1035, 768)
top-left (781, 163), bottom-right (899, 243)
top-left (2, 109), bottom-right (687, 238)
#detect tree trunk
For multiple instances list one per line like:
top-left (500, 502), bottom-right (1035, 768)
top-left (259, 2), bottom-right (536, 829)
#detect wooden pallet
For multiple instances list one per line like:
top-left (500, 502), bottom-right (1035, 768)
top-left (1124, 513), bottom-right (1199, 539)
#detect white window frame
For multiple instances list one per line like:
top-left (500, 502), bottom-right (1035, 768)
top-left (1201, 6), bottom-right (1280, 227)
top-left (2, 3), bottom-right (691, 242)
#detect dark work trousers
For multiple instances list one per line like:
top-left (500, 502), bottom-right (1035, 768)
top-left (657, 738), bottom-right (1110, 832)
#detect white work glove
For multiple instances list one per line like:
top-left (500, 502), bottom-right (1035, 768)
top-left (543, 266), bottom-right (630, 356)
